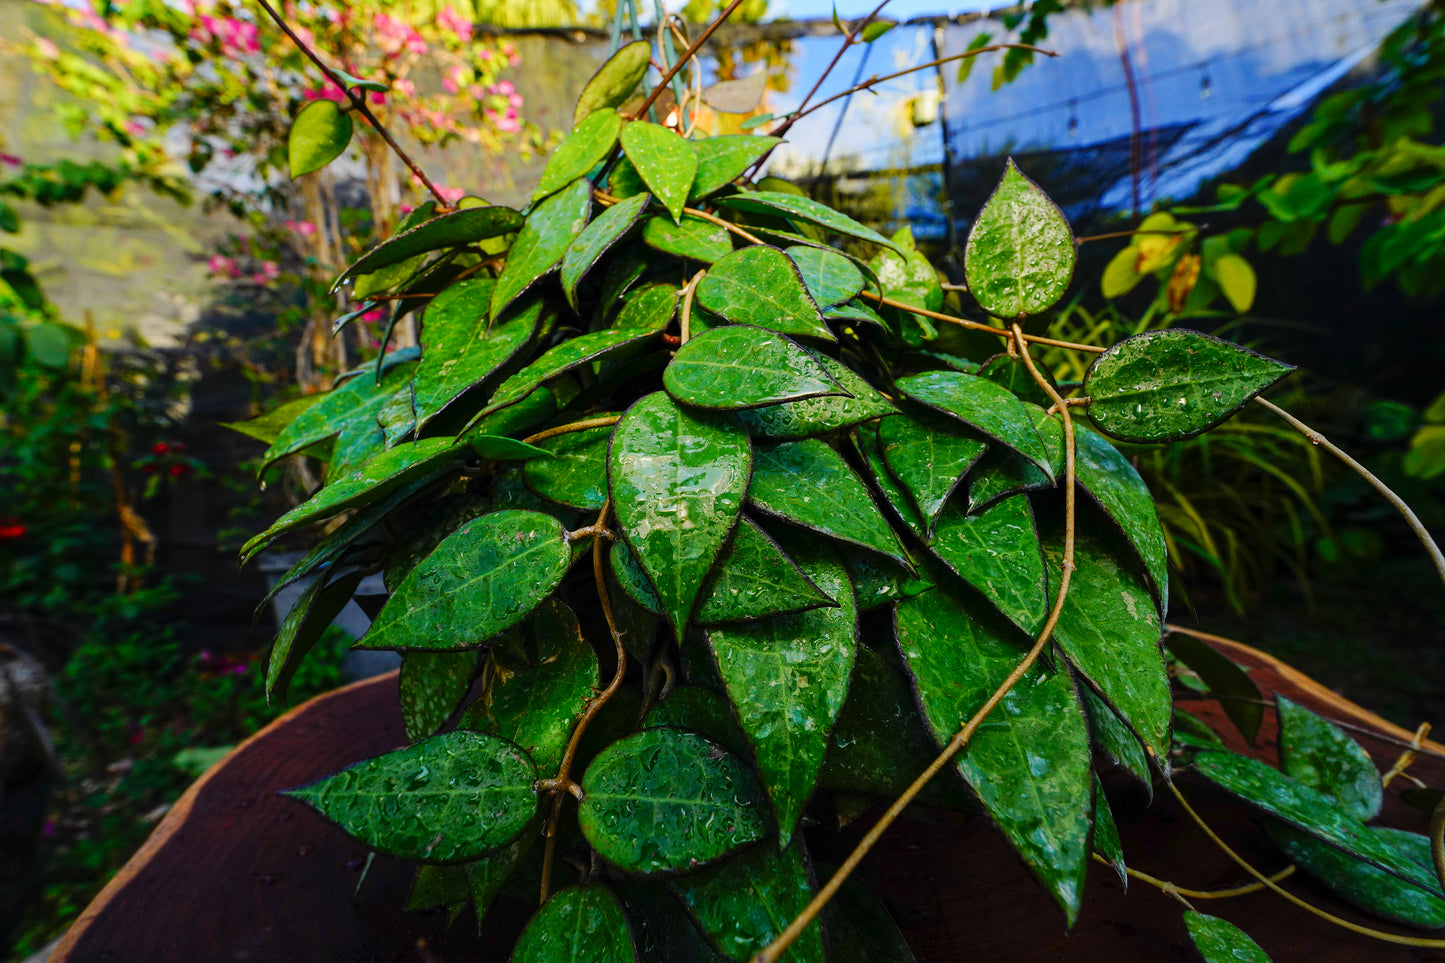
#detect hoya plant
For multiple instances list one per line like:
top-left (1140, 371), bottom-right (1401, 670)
top-left (235, 5), bottom-right (1445, 961)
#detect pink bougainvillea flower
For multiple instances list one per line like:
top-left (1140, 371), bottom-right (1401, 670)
top-left (34, 38), bottom-right (60, 60)
top-left (437, 6), bottom-right (472, 40)
top-left (359, 307), bottom-right (387, 324)
top-left (284, 220), bottom-right (318, 238)
top-left (207, 255), bottom-right (239, 278)
top-left (394, 78), bottom-right (416, 98)
top-left (0, 153), bottom-right (21, 167)
top-left (435, 184), bottom-right (466, 205)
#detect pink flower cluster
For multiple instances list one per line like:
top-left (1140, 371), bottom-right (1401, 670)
top-left (373, 12), bottom-right (427, 58)
top-left (436, 6), bottom-right (473, 41)
top-left (190, 14), bottom-right (261, 59)
top-left (284, 219), bottom-right (318, 238)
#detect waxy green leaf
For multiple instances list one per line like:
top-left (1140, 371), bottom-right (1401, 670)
top-left (490, 328), bottom-right (658, 413)
top-left (736, 351), bottom-right (895, 440)
top-left (966, 450), bottom-right (1051, 515)
top-left (643, 215), bottom-right (733, 263)
top-left (696, 245), bottom-right (833, 341)
top-left (578, 728), bottom-right (770, 875)
top-left (615, 879), bottom-right (730, 962)
top-left (288, 99), bottom-right (352, 178)
top-left (1074, 425), bottom-right (1169, 609)
top-left (1183, 912), bottom-right (1272, 963)
top-left (895, 586), bottom-right (1092, 923)
top-left (1081, 685), bottom-right (1152, 790)
top-left (707, 548), bottom-right (857, 843)
top-left (223, 393), bottom-right (324, 446)
top-left (963, 159), bottom-right (1076, 318)
top-left (492, 178), bottom-right (594, 319)
top-left (523, 423), bottom-right (612, 510)
top-left (644, 686), bottom-right (750, 757)
top-left (621, 121), bottom-right (697, 223)
top-left (665, 326), bottom-right (843, 410)
top-left (868, 226), bottom-right (942, 314)
top-left (1267, 823), bottom-right (1445, 930)
top-left (1093, 779), bottom-right (1128, 888)
top-left (407, 863), bottom-right (469, 913)
top-left (717, 192), bottom-right (903, 255)
top-left (851, 423), bottom-right (927, 538)
top-left (1084, 330), bottom-right (1295, 443)
top-left (843, 555), bottom-right (931, 612)
top-left (414, 279), bottom-right (542, 427)
top-left (697, 517), bottom-right (835, 624)
top-left (561, 192), bottom-right (650, 308)
top-left (286, 730), bottom-right (537, 863)
top-left (357, 510), bottom-right (572, 652)
top-left (1163, 632), bottom-right (1262, 742)
top-left (513, 885), bottom-right (638, 963)
top-left (1276, 694), bottom-right (1381, 821)
top-left (468, 830), bottom-right (538, 924)
top-left (690, 136), bottom-right (781, 200)
top-left (265, 570), bottom-right (362, 704)
top-left (670, 839), bottom-right (825, 963)
top-left (535, 108), bottom-right (623, 200)
top-left (337, 206), bottom-right (523, 291)
top-left (613, 282), bottom-right (678, 332)
top-left (878, 412), bottom-right (988, 530)
top-left (897, 371), bottom-right (1053, 476)
top-left (399, 651), bottom-right (478, 740)
top-left (575, 41), bottom-right (652, 125)
top-left (976, 353), bottom-right (1059, 409)
top-left (261, 364), bottom-right (414, 473)
top-left (928, 496), bottom-right (1047, 634)
top-left (609, 392), bottom-right (752, 638)
top-left (786, 246), bottom-right (866, 308)
top-left (748, 439), bottom-right (908, 566)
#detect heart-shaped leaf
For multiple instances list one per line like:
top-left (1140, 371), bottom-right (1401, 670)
top-left (878, 412), bottom-right (988, 530)
top-left (786, 245), bottom-right (866, 308)
top-left (1084, 329), bottom-right (1295, 443)
top-left (399, 651), bottom-right (478, 740)
top-left (621, 121), bottom-right (697, 223)
top-left (927, 495), bottom-right (1047, 634)
top-left (1182, 912), bottom-right (1272, 963)
top-left (717, 192), bottom-right (903, 255)
top-left (288, 99), bottom-right (352, 178)
top-left (492, 178), bottom-right (594, 320)
top-left (561, 192), bottom-right (650, 308)
top-left (897, 371), bottom-right (1053, 476)
top-left (963, 158), bottom-right (1076, 318)
top-left (736, 351), bottom-right (895, 441)
top-left (665, 325), bottom-right (843, 410)
top-left (696, 246), bottom-right (833, 341)
top-left (535, 108), bottom-right (623, 201)
top-left (285, 730), bottom-right (537, 863)
top-left (644, 686), bottom-right (750, 757)
top-left (414, 280), bottom-right (544, 427)
top-left (1276, 694), bottom-right (1381, 821)
top-left (513, 885), bottom-right (638, 963)
top-left (643, 215), bottom-right (733, 263)
top-left (575, 40), bottom-right (652, 125)
top-left (691, 136), bottom-right (781, 200)
top-left (336, 206), bottom-right (523, 291)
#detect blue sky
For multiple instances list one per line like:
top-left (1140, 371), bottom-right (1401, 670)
top-left (768, 0), bottom-right (999, 19)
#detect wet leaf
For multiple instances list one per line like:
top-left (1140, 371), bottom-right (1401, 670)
top-left (512, 885), bottom-right (637, 962)
top-left (613, 282), bottom-right (678, 332)
top-left (399, 651), bottom-right (478, 740)
top-left (976, 353), bottom-right (1057, 409)
top-left (963, 159), bottom-right (1076, 318)
top-left (1084, 330), bottom-right (1295, 443)
top-left (223, 393), bottom-right (324, 446)
top-left (1275, 694), bottom-right (1381, 821)
top-left (895, 586), bottom-right (1092, 923)
top-left (1163, 632), bottom-right (1262, 742)
top-left (523, 423), bottom-right (613, 510)
top-left (615, 878), bottom-right (730, 962)
top-left (736, 351), bottom-right (895, 441)
top-left (1267, 823), bottom-right (1445, 930)
top-left (561, 192), bottom-right (650, 308)
top-left (357, 510), bottom-right (572, 652)
top-left (697, 516), bottom-right (835, 624)
top-left (288, 99), bottom-right (352, 178)
top-left (707, 548), bottom-right (857, 843)
top-left (1074, 425), bottom-right (1169, 610)
top-left (897, 371), bottom-right (1053, 476)
top-left (786, 246), bottom-right (866, 308)
top-left (285, 730), bottom-right (537, 863)
top-left (643, 215), bottom-right (733, 263)
top-left (575, 40), bottom-right (652, 125)
top-left (1173, 707), bottom-right (1227, 751)
top-left (717, 192), bottom-right (903, 255)
top-left (878, 411), bottom-right (988, 531)
top-left (748, 439), bottom-right (908, 566)
top-left (852, 423), bottom-right (927, 539)
top-left (535, 108), bottom-right (623, 200)
top-left (927, 496), bottom-right (1047, 635)
top-left (265, 570), bottom-right (363, 704)
top-left (966, 450), bottom-right (1051, 514)
top-left (490, 328), bottom-right (658, 413)
top-left (610, 540), bottom-right (663, 615)
top-left (621, 121), bottom-right (696, 223)
top-left (696, 246), bottom-right (834, 342)
top-left (492, 178), bottom-right (594, 320)
top-left (868, 225), bottom-right (942, 314)
top-left (1093, 780), bottom-right (1127, 888)
top-left (691, 136), bottom-right (781, 200)
top-left (645, 686), bottom-right (750, 757)
top-left (1182, 912), bottom-right (1272, 963)
top-left (578, 728), bottom-right (770, 875)
top-left (843, 555), bottom-right (931, 612)
top-left (261, 364), bottom-right (414, 473)
top-left (1081, 687), bottom-right (1152, 789)
top-left (670, 839), bottom-right (825, 963)
top-left (337, 206), bottom-right (523, 290)
top-left (468, 830), bottom-right (538, 924)
top-left (407, 863), bottom-right (469, 912)
top-left (414, 280), bottom-right (543, 427)
top-left (665, 326), bottom-right (843, 410)
top-left (609, 392), bottom-right (752, 638)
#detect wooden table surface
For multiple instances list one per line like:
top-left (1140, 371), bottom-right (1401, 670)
top-left (52, 630), bottom-right (1445, 962)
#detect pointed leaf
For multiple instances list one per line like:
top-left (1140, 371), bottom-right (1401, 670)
top-left (825, 877), bottom-right (918, 963)
top-left (357, 510), bottom-right (572, 651)
top-left (691, 136), bottom-right (781, 200)
top-left (400, 651), bottom-right (478, 740)
top-left (665, 325), bottom-right (843, 410)
top-left (707, 548), bottom-right (857, 843)
top-left (868, 225), bottom-right (942, 313)
top-left (736, 351), bottom-right (895, 440)
top-left (1164, 632), bottom-right (1262, 741)
top-left (895, 586), bottom-right (1092, 923)
top-left (610, 541), bottom-right (662, 615)
top-left (523, 422), bottom-right (613, 510)
top-left (786, 246), bottom-right (866, 308)
top-left (697, 517), bottom-right (835, 624)
top-left (701, 70), bottom-right (769, 114)
top-left (575, 40), bottom-right (652, 125)
top-left (265, 570), bottom-right (362, 704)
top-left (1093, 778), bottom-right (1128, 888)
top-left (261, 364), bottom-right (414, 473)
top-left (1276, 694), bottom-right (1381, 821)
top-left (1084, 329), bottom-right (1295, 443)
top-left (337, 206), bottom-right (523, 290)
top-left (843, 554), bottom-right (931, 613)
top-left (414, 279), bottom-right (542, 427)
top-left (535, 108), bottom-right (623, 201)
top-left (490, 327), bottom-right (659, 412)
top-left (1075, 425), bottom-right (1169, 609)
top-left (513, 885), bottom-right (637, 963)
top-left (878, 412), bottom-right (988, 530)
top-left (643, 215), bottom-right (733, 263)
top-left (748, 439), bottom-right (908, 566)
top-left (285, 730), bottom-right (537, 863)
top-left (223, 393), bottom-right (324, 446)
top-left (1081, 687), bottom-right (1152, 790)
top-left (717, 192), bottom-right (903, 254)
top-left (966, 450), bottom-right (1051, 514)
top-left (976, 353), bottom-right (1058, 409)
top-left (469, 830), bottom-right (539, 924)
top-left (613, 282), bottom-right (678, 332)
top-left (578, 728), bottom-right (770, 874)
top-left (928, 496), bottom-right (1047, 634)
top-left (1183, 912), bottom-right (1272, 963)
top-left (898, 371), bottom-right (1053, 476)
top-left (615, 878), bottom-right (730, 962)
top-left (1267, 823), bottom-right (1445, 930)
top-left (621, 121), bottom-right (697, 223)
top-left (695, 246), bottom-right (833, 341)
top-left (561, 192), bottom-right (650, 308)
top-left (407, 863), bottom-right (469, 912)
top-left (288, 99), bottom-right (352, 178)
top-left (670, 839), bottom-right (825, 963)
top-left (963, 158), bottom-right (1076, 318)
top-left (609, 392), bottom-right (752, 638)
top-left (492, 178), bottom-right (594, 319)
top-left (851, 423), bottom-right (926, 538)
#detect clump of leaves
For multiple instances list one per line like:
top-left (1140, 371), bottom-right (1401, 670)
top-left (234, 12), bottom-right (1445, 963)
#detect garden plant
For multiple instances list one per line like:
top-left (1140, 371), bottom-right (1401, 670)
top-left (234, 2), bottom-right (1445, 960)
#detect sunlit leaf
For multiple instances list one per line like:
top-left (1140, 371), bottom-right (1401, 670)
top-left (492, 178), bottom-right (593, 320)
top-left (665, 325), bottom-right (843, 410)
top-left (535, 108), bottom-right (623, 200)
top-left (561, 192), bottom-right (650, 308)
top-left (288, 99), bottom-right (352, 178)
top-left (621, 121), bottom-right (697, 223)
top-left (696, 245), bottom-right (834, 341)
top-left (575, 40), bottom-right (652, 125)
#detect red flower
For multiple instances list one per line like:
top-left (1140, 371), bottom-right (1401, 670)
top-left (153, 442), bottom-right (169, 455)
top-left (169, 463), bottom-right (191, 478)
top-left (0, 524), bottom-right (25, 540)
top-left (142, 464), bottom-right (157, 474)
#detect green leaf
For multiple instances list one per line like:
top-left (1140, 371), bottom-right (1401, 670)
top-left (223, 394), bottom-right (325, 446)
top-left (332, 69), bottom-right (387, 93)
top-left (878, 412), bottom-right (988, 530)
top-left (963, 158), bottom-right (1076, 318)
top-left (927, 496), bottom-right (1047, 634)
top-left (1173, 706), bottom-right (1227, 751)
top-left (578, 728), bottom-right (770, 875)
top-left (25, 323), bottom-right (73, 368)
top-left (1191, 750), bottom-right (1444, 899)
top-left (670, 839), bottom-right (825, 963)
top-left (717, 192), bottom-right (903, 255)
top-left (492, 178), bottom-right (594, 320)
top-left (966, 450), bottom-right (1050, 514)
top-left (1212, 252), bottom-right (1256, 313)
top-left (407, 863), bottom-right (469, 912)
top-left (852, 424), bottom-right (927, 538)
top-left (1163, 632), bottom-right (1262, 741)
top-left (707, 547), bottom-right (857, 844)
top-left (536, 108), bottom-right (623, 201)
top-left (690, 136), bottom-right (781, 200)
top-left (620, 121), bottom-right (697, 223)
top-left (697, 517), bottom-right (836, 625)
top-left (786, 246), bottom-right (866, 308)
top-left (610, 541), bottom-right (663, 615)
top-left (735, 351), bottom-right (895, 441)
top-left (1267, 823), bottom-right (1445, 930)
top-left (561, 192), bottom-right (650, 309)
top-left (265, 570), bottom-right (362, 704)
top-left (288, 99), bottom-right (352, 178)
top-left (490, 328), bottom-right (659, 413)
top-left (644, 686), bottom-right (750, 757)
top-left (1081, 682), bottom-right (1152, 790)
top-left (336, 206), bottom-right (523, 291)
top-left (613, 282), bottom-right (678, 332)
top-left (575, 40), bottom-right (652, 125)
top-left (665, 326), bottom-right (843, 410)
top-left (1182, 912), bottom-right (1272, 963)
top-left (1275, 694), bottom-right (1381, 821)
top-left (894, 586), bottom-right (1092, 923)
top-left (1084, 329), bottom-right (1295, 443)
top-left (1074, 425), bottom-right (1169, 610)
top-left (957, 32), bottom-right (993, 84)
top-left (399, 651), bottom-right (478, 740)
top-left (748, 439), bottom-right (908, 566)
top-left (696, 245), bottom-right (833, 341)
top-left (609, 392), bottom-right (752, 639)
top-left (897, 371), bottom-right (1053, 477)
top-left (861, 20), bottom-right (896, 41)
top-left (462, 599), bottom-right (599, 773)
top-left (1093, 779), bottom-right (1128, 888)
top-left (976, 353), bottom-right (1057, 409)
top-left (843, 555), bottom-right (930, 612)
top-left (357, 510), bottom-right (572, 652)
top-left (825, 876), bottom-right (917, 963)
top-left (414, 280), bottom-right (543, 427)
top-left (867, 226), bottom-right (942, 315)
top-left (615, 878), bottom-right (730, 962)
top-left (513, 885), bottom-right (637, 962)
top-left (1100, 246), bottom-right (1145, 299)
top-left (739, 113), bottom-right (775, 130)
top-left (643, 215), bottom-right (733, 263)
top-left (286, 730), bottom-right (537, 863)
top-left (523, 422), bottom-right (613, 510)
